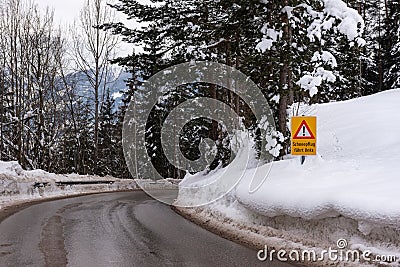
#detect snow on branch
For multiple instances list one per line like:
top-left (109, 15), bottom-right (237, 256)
top-left (256, 28), bottom-right (282, 52)
top-left (308, 0), bottom-right (365, 46)
top-left (297, 67), bottom-right (336, 97)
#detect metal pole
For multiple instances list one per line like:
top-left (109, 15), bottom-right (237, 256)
top-left (301, 155), bottom-right (306, 165)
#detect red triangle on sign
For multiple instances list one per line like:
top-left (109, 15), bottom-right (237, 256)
top-left (293, 120), bottom-right (315, 139)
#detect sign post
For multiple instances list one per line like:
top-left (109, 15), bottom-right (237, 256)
top-left (291, 116), bottom-right (317, 164)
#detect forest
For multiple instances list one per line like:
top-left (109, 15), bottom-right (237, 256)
top-left (0, 0), bottom-right (399, 179)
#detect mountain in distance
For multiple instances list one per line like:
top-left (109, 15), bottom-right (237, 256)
top-left (65, 67), bottom-right (132, 111)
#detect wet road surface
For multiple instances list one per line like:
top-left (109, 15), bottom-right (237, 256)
top-left (0, 191), bottom-right (294, 267)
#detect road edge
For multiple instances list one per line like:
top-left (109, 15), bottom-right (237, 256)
top-left (172, 206), bottom-right (306, 267)
top-left (0, 189), bottom-right (140, 224)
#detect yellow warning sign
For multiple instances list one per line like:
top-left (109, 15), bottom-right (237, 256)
top-left (291, 116), bottom-right (317, 156)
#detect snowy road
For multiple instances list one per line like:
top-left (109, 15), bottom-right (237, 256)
top-left (0, 191), bottom-right (294, 267)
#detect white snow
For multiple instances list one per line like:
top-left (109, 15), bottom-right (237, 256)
top-left (323, 0), bottom-right (364, 41)
top-left (306, 0), bottom-right (365, 44)
top-left (181, 89), bottom-right (400, 227)
top-left (234, 89), bottom-right (400, 227)
top-left (0, 161), bottom-right (137, 210)
top-left (258, 1), bottom-right (364, 98)
top-left (177, 131), bottom-right (256, 207)
top-left (112, 92), bottom-right (123, 99)
top-left (256, 28), bottom-right (282, 52)
top-left (297, 67), bottom-right (336, 97)
top-left (175, 90), bottom-right (400, 264)
top-left (312, 51), bottom-right (338, 68)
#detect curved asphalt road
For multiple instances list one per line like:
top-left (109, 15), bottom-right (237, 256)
top-left (0, 191), bottom-right (294, 267)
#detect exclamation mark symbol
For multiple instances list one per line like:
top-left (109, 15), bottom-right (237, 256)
top-left (302, 125), bottom-right (306, 137)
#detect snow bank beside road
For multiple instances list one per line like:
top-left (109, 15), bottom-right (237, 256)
top-left (176, 89), bottom-right (400, 266)
top-left (0, 161), bottom-right (137, 210)
top-left (177, 89), bottom-right (400, 228)
top-left (236, 89), bottom-right (400, 229)
top-left (176, 199), bottom-right (400, 267)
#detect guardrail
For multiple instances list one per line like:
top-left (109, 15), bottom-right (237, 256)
top-left (55, 181), bottom-right (115, 186)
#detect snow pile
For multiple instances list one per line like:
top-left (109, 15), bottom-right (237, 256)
top-left (178, 89), bottom-right (400, 228)
top-left (235, 89), bottom-right (400, 229)
top-left (135, 178), bottom-right (180, 190)
top-left (0, 161), bottom-right (137, 209)
top-left (176, 132), bottom-right (257, 207)
top-left (176, 89), bottom-right (400, 265)
top-left (0, 161), bottom-right (25, 176)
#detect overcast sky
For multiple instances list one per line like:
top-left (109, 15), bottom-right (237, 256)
top-left (35, 0), bottom-right (136, 56)
top-left (35, 0), bottom-right (85, 26)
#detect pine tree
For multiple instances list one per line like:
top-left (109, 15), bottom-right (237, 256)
top-left (98, 90), bottom-right (118, 176)
top-left (59, 97), bottom-right (95, 175)
top-left (105, 0), bottom-right (366, 174)
top-left (383, 0), bottom-right (400, 89)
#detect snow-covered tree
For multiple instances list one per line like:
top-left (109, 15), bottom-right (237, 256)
top-left (383, 0), bottom-right (400, 89)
